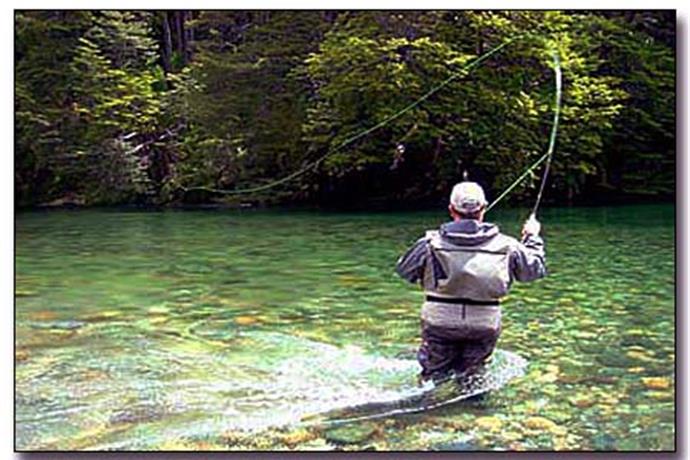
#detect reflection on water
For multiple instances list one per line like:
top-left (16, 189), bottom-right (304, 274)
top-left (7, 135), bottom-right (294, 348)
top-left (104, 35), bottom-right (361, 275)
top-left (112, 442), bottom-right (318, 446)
top-left (15, 205), bottom-right (674, 450)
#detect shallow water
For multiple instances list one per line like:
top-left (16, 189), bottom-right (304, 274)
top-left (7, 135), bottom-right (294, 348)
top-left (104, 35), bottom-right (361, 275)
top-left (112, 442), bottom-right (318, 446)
top-left (15, 205), bottom-right (675, 451)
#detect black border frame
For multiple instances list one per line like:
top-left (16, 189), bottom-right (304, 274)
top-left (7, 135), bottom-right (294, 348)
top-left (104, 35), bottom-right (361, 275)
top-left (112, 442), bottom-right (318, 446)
top-left (12, 8), bottom-right (683, 457)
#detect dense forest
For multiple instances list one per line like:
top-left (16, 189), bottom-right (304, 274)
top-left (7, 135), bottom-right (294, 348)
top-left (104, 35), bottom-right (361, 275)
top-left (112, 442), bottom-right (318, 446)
top-left (15, 11), bottom-right (675, 209)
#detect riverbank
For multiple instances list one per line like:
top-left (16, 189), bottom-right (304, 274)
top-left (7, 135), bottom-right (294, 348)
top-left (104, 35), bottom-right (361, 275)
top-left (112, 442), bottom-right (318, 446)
top-left (16, 190), bottom-right (676, 213)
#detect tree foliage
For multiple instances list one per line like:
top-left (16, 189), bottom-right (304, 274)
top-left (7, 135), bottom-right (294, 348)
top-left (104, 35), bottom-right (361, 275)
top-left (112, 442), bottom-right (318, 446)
top-left (15, 10), bottom-right (675, 208)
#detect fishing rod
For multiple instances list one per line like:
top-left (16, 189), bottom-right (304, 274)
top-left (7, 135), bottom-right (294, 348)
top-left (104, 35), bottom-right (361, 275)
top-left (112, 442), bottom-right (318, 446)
top-left (485, 49), bottom-right (562, 216)
top-left (531, 50), bottom-right (562, 216)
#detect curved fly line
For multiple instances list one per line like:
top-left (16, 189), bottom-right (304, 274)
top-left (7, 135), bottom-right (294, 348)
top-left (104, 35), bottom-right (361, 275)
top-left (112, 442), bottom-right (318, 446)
top-left (485, 49), bottom-right (562, 215)
top-left (180, 34), bottom-right (562, 214)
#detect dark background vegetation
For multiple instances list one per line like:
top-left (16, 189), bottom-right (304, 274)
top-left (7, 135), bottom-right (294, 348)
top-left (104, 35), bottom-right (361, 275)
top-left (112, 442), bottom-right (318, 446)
top-left (14, 11), bottom-right (675, 209)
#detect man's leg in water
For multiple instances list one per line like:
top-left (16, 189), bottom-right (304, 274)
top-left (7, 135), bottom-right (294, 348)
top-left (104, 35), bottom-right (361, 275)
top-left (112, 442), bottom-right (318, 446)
top-left (418, 320), bottom-right (502, 382)
top-left (451, 325), bottom-right (501, 375)
top-left (417, 320), bottom-right (461, 383)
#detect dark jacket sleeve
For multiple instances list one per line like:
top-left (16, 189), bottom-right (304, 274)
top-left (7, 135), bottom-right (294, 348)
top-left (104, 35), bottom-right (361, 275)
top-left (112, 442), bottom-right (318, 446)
top-left (395, 237), bottom-right (429, 284)
top-left (509, 234), bottom-right (547, 282)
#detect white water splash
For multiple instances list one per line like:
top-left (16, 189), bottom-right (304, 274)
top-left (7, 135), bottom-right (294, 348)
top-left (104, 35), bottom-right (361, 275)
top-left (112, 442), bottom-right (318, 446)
top-left (16, 328), bottom-right (527, 449)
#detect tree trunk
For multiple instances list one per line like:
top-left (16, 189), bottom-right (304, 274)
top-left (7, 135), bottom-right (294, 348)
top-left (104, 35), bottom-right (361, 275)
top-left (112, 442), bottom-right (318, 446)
top-left (176, 12), bottom-right (186, 63)
top-left (476, 29), bottom-right (484, 55)
top-left (624, 11), bottom-right (637, 24)
top-left (161, 12), bottom-right (173, 73)
top-left (184, 11), bottom-right (193, 61)
top-left (432, 136), bottom-right (442, 164)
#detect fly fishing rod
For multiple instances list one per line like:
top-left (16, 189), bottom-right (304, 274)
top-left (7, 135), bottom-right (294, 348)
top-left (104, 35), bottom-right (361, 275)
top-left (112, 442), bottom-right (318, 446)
top-left (485, 49), bottom-right (562, 216)
top-left (531, 51), bottom-right (562, 216)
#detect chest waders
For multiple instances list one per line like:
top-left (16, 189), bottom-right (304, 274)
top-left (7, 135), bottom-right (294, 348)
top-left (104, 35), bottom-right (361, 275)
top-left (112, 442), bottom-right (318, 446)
top-left (422, 231), bottom-right (512, 302)
top-left (416, 229), bottom-right (515, 381)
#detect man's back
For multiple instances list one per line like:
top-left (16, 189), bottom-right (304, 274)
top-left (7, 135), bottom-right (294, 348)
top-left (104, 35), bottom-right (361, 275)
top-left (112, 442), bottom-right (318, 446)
top-left (397, 219), bottom-right (546, 297)
top-left (395, 181), bottom-right (546, 382)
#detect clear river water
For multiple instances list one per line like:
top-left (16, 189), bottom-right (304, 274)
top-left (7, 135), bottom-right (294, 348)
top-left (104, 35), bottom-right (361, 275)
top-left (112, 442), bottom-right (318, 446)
top-left (15, 204), bottom-right (675, 451)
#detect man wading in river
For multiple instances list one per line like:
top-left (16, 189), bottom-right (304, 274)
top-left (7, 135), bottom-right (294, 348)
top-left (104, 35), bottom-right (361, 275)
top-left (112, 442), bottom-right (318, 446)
top-left (396, 182), bottom-right (546, 383)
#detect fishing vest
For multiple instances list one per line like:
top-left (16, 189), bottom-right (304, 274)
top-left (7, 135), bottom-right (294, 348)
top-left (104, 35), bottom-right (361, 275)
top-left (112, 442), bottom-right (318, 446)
top-left (422, 230), bottom-right (513, 302)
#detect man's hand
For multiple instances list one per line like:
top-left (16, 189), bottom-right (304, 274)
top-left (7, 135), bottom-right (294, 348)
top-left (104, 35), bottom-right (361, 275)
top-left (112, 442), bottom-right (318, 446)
top-left (521, 213), bottom-right (541, 239)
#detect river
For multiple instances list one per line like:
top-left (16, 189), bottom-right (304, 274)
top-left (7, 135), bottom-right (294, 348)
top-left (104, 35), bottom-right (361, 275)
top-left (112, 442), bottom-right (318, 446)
top-left (15, 204), bottom-right (675, 450)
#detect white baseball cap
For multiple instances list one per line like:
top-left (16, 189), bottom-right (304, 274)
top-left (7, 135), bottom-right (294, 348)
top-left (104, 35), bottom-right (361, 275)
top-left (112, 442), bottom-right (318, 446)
top-left (450, 182), bottom-right (487, 214)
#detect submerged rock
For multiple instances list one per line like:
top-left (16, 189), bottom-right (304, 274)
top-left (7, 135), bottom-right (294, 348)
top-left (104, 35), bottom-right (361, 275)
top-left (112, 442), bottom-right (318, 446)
top-left (501, 431), bottom-right (523, 442)
top-left (15, 349), bottom-right (30, 363)
top-left (432, 439), bottom-right (477, 451)
top-left (324, 423), bottom-right (377, 445)
top-left (149, 316), bottom-right (169, 325)
top-left (474, 416), bottom-right (503, 433)
top-left (83, 310), bottom-right (124, 322)
top-left (278, 428), bottom-right (317, 448)
top-left (221, 430), bottom-right (250, 447)
top-left (157, 439), bottom-right (225, 451)
top-left (523, 416), bottom-right (559, 433)
top-left (588, 374), bottom-right (618, 385)
top-left (297, 438), bottom-right (337, 451)
top-left (80, 369), bottom-right (110, 382)
top-left (592, 432), bottom-right (617, 450)
top-left (647, 390), bottom-right (673, 401)
top-left (27, 310), bottom-right (56, 321)
top-left (234, 316), bottom-right (260, 326)
top-left (28, 320), bottom-right (85, 331)
top-left (641, 376), bottom-right (671, 390)
top-left (626, 350), bottom-right (655, 362)
top-left (535, 371), bottom-right (558, 384)
top-left (148, 306), bottom-right (170, 315)
top-left (109, 403), bottom-right (168, 425)
top-left (557, 373), bottom-right (586, 384)
top-left (596, 350), bottom-right (637, 368)
top-left (568, 394), bottom-right (595, 408)
top-left (573, 331), bottom-right (598, 340)
top-left (337, 275), bottom-right (369, 285)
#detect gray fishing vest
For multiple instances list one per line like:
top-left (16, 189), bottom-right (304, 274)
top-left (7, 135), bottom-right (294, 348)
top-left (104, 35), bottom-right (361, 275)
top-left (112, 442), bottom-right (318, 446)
top-left (422, 230), bottom-right (513, 301)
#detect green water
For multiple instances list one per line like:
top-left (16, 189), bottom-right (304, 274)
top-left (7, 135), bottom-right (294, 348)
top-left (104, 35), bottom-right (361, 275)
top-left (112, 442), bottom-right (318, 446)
top-left (15, 205), bottom-right (675, 451)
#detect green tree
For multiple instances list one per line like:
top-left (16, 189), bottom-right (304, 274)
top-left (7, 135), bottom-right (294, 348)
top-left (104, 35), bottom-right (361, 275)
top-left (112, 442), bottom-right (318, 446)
top-left (14, 10), bottom-right (675, 208)
top-left (69, 11), bottom-right (167, 204)
top-left (15, 11), bottom-right (91, 205)
top-left (172, 11), bottom-right (326, 202)
top-left (299, 11), bottom-right (628, 205)
top-left (593, 12), bottom-right (675, 197)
